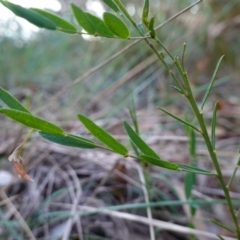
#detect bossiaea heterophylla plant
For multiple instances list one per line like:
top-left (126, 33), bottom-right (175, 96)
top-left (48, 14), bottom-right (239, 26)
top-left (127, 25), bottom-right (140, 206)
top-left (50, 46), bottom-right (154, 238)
top-left (0, 0), bottom-right (240, 238)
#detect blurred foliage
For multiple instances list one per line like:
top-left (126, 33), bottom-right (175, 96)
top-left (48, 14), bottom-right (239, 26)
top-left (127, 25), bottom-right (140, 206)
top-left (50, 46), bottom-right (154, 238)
top-left (1, 2), bottom-right (240, 238)
top-left (0, 0), bottom-right (240, 119)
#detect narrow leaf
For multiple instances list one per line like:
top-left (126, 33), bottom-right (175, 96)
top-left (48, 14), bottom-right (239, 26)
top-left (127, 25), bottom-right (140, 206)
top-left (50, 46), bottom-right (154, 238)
top-left (140, 154), bottom-right (179, 170)
top-left (0, 109), bottom-right (63, 134)
top-left (148, 16), bottom-right (156, 38)
top-left (237, 148), bottom-right (240, 166)
top-left (181, 42), bottom-right (187, 71)
top-left (131, 142), bottom-right (140, 157)
top-left (190, 203), bottom-right (198, 218)
top-left (157, 107), bottom-right (200, 132)
top-left (85, 13), bottom-right (115, 37)
top-left (78, 114), bottom-right (128, 155)
top-left (184, 126), bottom-right (196, 209)
top-left (32, 8), bottom-right (77, 34)
top-left (71, 4), bottom-right (95, 34)
top-left (39, 132), bottom-right (96, 149)
top-left (0, 87), bottom-right (30, 113)
top-left (112, 0), bottom-right (135, 29)
top-left (124, 121), bottom-right (159, 159)
top-left (184, 172), bottom-right (195, 199)
top-left (128, 100), bottom-right (140, 156)
top-left (103, 12), bottom-right (129, 39)
top-left (0, 1), bottom-right (56, 30)
top-left (102, 0), bottom-right (119, 12)
top-left (171, 85), bottom-right (183, 94)
top-left (217, 235), bottom-right (225, 240)
top-left (67, 134), bottom-right (95, 144)
top-left (201, 56), bottom-right (224, 110)
top-left (178, 164), bottom-right (216, 176)
top-left (128, 99), bottom-right (139, 134)
top-left (189, 128), bottom-right (196, 157)
top-left (211, 101), bottom-right (219, 149)
top-left (142, 0), bottom-right (149, 27)
top-left (209, 219), bottom-right (234, 233)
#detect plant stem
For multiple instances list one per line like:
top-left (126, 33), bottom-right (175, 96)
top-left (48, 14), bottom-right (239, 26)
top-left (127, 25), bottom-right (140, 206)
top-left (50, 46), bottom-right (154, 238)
top-left (113, 0), bottom-right (186, 95)
top-left (193, 102), bottom-right (240, 238)
top-left (227, 165), bottom-right (239, 189)
top-left (146, 26), bottom-right (240, 240)
top-left (154, 37), bottom-right (174, 60)
top-left (227, 151), bottom-right (240, 189)
top-left (175, 65), bottom-right (240, 239)
top-left (113, 1), bottom-right (240, 237)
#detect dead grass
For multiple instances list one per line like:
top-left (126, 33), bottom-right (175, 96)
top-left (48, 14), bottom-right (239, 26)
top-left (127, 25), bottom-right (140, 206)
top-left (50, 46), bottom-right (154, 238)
top-left (1, 106), bottom-right (240, 239)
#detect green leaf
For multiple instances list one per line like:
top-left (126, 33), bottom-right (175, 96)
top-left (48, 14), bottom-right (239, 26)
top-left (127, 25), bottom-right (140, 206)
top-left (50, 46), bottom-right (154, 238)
top-left (211, 101), bottom-right (218, 149)
top-left (71, 4), bottom-right (95, 34)
top-left (128, 99), bottom-right (139, 134)
top-left (0, 109), bottom-right (63, 134)
top-left (157, 107), bottom-right (200, 132)
top-left (78, 114), bottom-right (128, 155)
top-left (102, 0), bottom-right (119, 12)
top-left (71, 4), bottom-right (115, 38)
top-left (124, 121), bottom-right (159, 159)
top-left (148, 16), bottom-right (156, 38)
top-left (0, 1), bottom-right (56, 30)
top-left (185, 119), bottom-right (196, 157)
top-left (0, 87), bottom-right (30, 113)
top-left (139, 154), bottom-right (179, 170)
top-left (39, 132), bottom-right (96, 149)
top-left (209, 219), bottom-right (234, 233)
top-left (128, 99), bottom-right (140, 156)
top-left (85, 13), bottom-right (115, 37)
top-left (142, 0), bottom-right (149, 27)
top-left (184, 172), bottom-right (195, 199)
top-left (184, 126), bottom-right (196, 211)
top-left (190, 204), bottom-right (198, 218)
top-left (178, 164), bottom-right (216, 176)
top-left (201, 56), bottom-right (224, 110)
top-left (103, 12), bottom-right (129, 39)
top-left (67, 134), bottom-right (95, 144)
top-left (171, 85), bottom-right (183, 94)
top-left (237, 147), bottom-right (240, 166)
top-left (113, 0), bottom-right (134, 29)
top-left (31, 8), bottom-right (77, 34)
top-left (189, 128), bottom-right (196, 157)
top-left (181, 42), bottom-right (187, 71)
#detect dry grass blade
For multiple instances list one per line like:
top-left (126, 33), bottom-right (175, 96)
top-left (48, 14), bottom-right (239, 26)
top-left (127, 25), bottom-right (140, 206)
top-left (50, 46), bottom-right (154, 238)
top-left (0, 195), bottom-right (17, 207)
top-left (62, 166), bottom-right (84, 240)
top-left (78, 206), bottom-right (236, 240)
top-left (85, 158), bottom-right (122, 202)
top-left (34, 40), bottom-right (139, 114)
top-left (88, 55), bottom-right (157, 108)
top-left (0, 191), bottom-right (36, 240)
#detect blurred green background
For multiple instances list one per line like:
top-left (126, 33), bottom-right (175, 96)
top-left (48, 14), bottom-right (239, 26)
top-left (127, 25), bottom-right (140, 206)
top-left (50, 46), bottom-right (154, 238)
top-left (1, 0), bottom-right (239, 122)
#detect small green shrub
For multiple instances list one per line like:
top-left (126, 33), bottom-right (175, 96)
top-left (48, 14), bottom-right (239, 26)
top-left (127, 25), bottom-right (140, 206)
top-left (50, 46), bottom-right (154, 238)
top-left (1, 0), bottom-right (240, 239)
